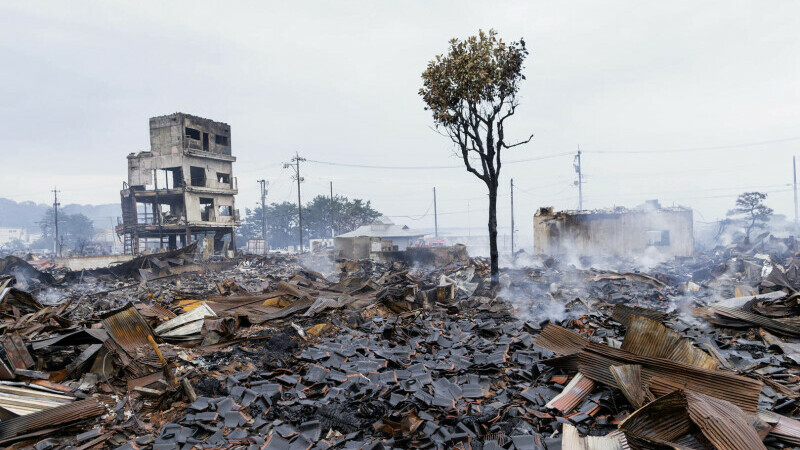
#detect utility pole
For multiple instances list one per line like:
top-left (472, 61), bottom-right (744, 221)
top-left (574, 146), bottom-right (583, 210)
top-left (433, 187), bottom-right (439, 239)
top-left (284, 153), bottom-right (306, 252)
top-left (257, 179), bottom-right (268, 253)
top-left (329, 181), bottom-right (334, 239)
top-left (794, 155), bottom-right (798, 225)
top-left (510, 178), bottom-right (515, 257)
top-left (52, 188), bottom-right (60, 257)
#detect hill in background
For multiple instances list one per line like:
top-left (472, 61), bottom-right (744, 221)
top-left (0, 198), bottom-right (121, 231)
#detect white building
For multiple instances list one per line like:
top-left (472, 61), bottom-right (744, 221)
top-left (0, 227), bottom-right (33, 246)
top-left (334, 216), bottom-right (426, 259)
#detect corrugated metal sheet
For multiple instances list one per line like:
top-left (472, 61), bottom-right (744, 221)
top-left (0, 398), bottom-right (105, 441)
top-left (0, 384), bottom-right (75, 416)
top-left (532, 324), bottom-right (590, 355)
top-left (619, 390), bottom-right (765, 450)
top-left (618, 390), bottom-right (692, 447)
top-left (576, 342), bottom-right (762, 413)
top-left (545, 373), bottom-right (595, 413)
top-left (684, 390), bottom-right (766, 450)
top-left (154, 302), bottom-right (216, 337)
top-left (758, 410), bottom-right (800, 446)
top-left (620, 315), bottom-right (717, 370)
top-left (136, 303), bottom-right (177, 321)
top-left (101, 303), bottom-right (155, 355)
top-left (611, 305), bottom-right (667, 328)
top-left (609, 364), bottom-right (650, 409)
top-left (562, 423), bottom-right (629, 450)
top-left (710, 304), bottom-right (800, 337)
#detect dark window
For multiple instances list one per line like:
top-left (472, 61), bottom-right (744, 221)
top-left (646, 230), bottom-right (671, 247)
top-left (203, 132), bottom-right (209, 151)
top-left (217, 172), bottom-right (230, 184)
top-left (185, 127), bottom-right (201, 140)
top-left (190, 166), bottom-right (206, 187)
top-left (200, 198), bottom-right (214, 221)
top-left (218, 205), bottom-right (232, 216)
top-left (168, 167), bottom-right (184, 188)
top-left (215, 135), bottom-right (229, 146)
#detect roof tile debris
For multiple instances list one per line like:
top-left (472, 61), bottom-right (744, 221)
top-left (1, 232), bottom-right (800, 447)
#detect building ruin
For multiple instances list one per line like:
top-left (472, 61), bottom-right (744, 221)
top-left (117, 113), bottom-right (239, 255)
top-left (533, 200), bottom-right (694, 258)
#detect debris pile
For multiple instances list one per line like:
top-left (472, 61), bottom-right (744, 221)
top-left (1, 235), bottom-right (800, 448)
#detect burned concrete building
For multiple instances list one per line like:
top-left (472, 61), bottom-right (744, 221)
top-left (118, 113), bottom-right (239, 254)
top-left (534, 200), bottom-right (694, 257)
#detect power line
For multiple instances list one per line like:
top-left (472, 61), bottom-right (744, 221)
top-left (586, 136), bottom-right (800, 155)
top-left (293, 136), bottom-right (800, 171)
top-left (304, 151), bottom-right (573, 170)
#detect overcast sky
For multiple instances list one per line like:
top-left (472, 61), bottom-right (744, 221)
top-left (1, 1), bottom-right (799, 248)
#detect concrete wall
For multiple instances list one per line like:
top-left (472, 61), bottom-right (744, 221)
top-left (533, 208), bottom-right (694, 257)
top-left (127, 153), bottom-right (234, 191)
top-left (185, 192), bottom-right (237, 224)
top-left (56, 254), bottom-right (134, 271)
top-left (334, 236), bottom-right (379, 259)
top-left (149, 113), bottom-right (231, 156)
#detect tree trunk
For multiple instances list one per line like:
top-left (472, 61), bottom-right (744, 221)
top-left (488, 185), bottom-right (499, 288)
top-left (745, 216), bottom-right (755, 244)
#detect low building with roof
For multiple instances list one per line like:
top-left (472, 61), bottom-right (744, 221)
top-left (334, 216), bottom-right (426, 260)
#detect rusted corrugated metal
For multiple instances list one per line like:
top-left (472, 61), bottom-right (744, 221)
top-left (618, 390), bottom-right (691, 447)
top-left (619, 390), bottom-right (765, 450)
top-left (710, 304), bottom-right (800, 336)
top-left (135, 303), bottom-right (177, 321)
top-left (620, 315), bottom-right (717, 370)
top-left (609, 364), bottom-right (650, 409)
top-left (685, 390), bottom-right (766, 450)
top-left (545, 373), bottom-right (595, 413)
top-left (576, 342), bottom-right (762, 413)
top-left (611, 305), bottom-right (667, 328)
top-left (532, 324), bottom-right (590, 355)
top-left (0, 398), bottom-right (105, 441)
top-left (758, 410), bottom-right (800, 446)
top-left (101, 303), bottom-right (155, 355)
top-left (562, 423), bottom-right (629, 450)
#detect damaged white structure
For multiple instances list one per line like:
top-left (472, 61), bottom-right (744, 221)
top-left (117, 113), bottom-right (239, 255)
top-left (534, 200), bottom-right (694, 257)
top-left (334, 216), bottom-right (425, 260)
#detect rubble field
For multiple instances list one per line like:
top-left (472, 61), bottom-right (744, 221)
top-left (3, 234), bottom-right (800, 449)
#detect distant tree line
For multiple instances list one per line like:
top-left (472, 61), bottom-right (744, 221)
top-left (31, 208), bottom-right (95, 253)
top-left (237, 195), bottom-right (381, 249)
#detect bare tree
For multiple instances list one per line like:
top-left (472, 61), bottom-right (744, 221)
top-left (419, 29), bottom-right (532, 287)
top-left (727, 192), bottom-right (773, 243)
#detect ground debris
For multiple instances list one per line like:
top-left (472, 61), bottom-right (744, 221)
top-left (3, 235), bottom-right (800, 448)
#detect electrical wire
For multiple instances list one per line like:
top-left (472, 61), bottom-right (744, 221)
top-left (388, 199), bottom-right (435, 220)
top-left (586, 136), bottom-right (800, 154)
top-left (304, 151), bottom-right (573, 170)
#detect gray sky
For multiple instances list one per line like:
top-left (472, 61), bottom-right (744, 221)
top-left (2, 1), bottom-right (799, 248)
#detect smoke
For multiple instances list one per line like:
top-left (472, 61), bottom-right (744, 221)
top-left (635, 246), bottom-right (670, 271)
top-left (497, 267), bottom-right (591, 325)
top-left (298, 253), bottom-right (338, 280)
top-left (666, 293), bottom-right (709, 329)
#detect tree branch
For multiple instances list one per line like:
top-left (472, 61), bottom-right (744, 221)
top-left (502, 134), bottom-right (534, 149)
